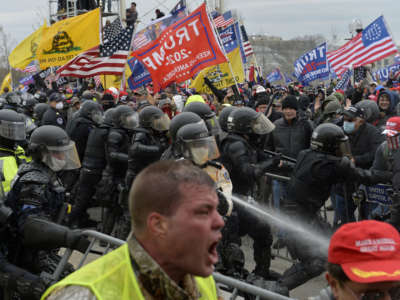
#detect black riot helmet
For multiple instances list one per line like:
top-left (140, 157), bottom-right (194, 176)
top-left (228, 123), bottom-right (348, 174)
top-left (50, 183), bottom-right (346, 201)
top-left (169, 112), bottom-right (202, 143)
top-left (227, 107), bottom-right (275, 135)
top-left (311, 123), bottom-right (351, 157)
top-left (183, 102), bottom-right (221, 136)
top-left (5, 92), bottom-right (21, 105)
top-left (176, 120), bottom-right (220, 166)
top-left (0, 109), bottom-right (26, 142)
top-left (139, 106), bottom-right (170, 132)
top-left (33, 103), bottom-right (49, 122)
top-left (218, 106), bottom-right (237, 132)
top-left (34, 91), bottom-right (47, 103)
top-left (103, 108), bottom-right (115, 126)
top-left (29, 125), bottom-right (81, 171)
top-left (355, 100), bottom-right (380, 123)
top-left (79, 100), bottom-right (104, 125)
top-left (112, 105), bottom-right (138, 130)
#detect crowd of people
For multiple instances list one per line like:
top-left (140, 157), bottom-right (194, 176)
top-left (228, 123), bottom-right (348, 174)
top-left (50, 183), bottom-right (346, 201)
top-left (0, 65), bottom-right (399, 299)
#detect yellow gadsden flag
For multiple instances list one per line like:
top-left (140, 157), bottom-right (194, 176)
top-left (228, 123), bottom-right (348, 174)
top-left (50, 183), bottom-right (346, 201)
top-left (1, 73), bottom-right (12, 93)
top-left (37, 8), bottom-right (100, 69)
top-left (189, 47), bottom-right (245, 93)
top-left (9, 22), bottom-right (47, 70)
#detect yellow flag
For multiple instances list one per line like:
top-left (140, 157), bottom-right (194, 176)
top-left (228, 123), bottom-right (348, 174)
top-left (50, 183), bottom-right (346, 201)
top-left (9, 22), bottom-right (47, 70)
top-left (190, 47), bottom-right (245, 93)
top-left (37, 8), bottom-right (100, 69)
top-left (1, 73), bottom-right (12, 93)
top-left (101, 65), bottom-right (131, 90)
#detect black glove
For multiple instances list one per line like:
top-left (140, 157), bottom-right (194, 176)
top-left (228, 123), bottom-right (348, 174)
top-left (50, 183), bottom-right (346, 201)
top-left (254, 157), bottom-right (280, 177)
top-left (66, 230), bottom-right (90, 253)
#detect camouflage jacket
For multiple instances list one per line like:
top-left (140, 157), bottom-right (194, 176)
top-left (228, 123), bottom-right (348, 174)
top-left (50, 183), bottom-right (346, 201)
top-left (45, 233), bottom-right (206, 300)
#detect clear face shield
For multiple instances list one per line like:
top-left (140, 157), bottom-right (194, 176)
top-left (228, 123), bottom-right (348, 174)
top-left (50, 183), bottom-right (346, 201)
top-left (7, 94), bottom-right (21, 105)
top-left (0, 120), bottom-right (26, 141)
top-left (185, 135), bottom-right (220, 166)
top-left (25, 117), bottom-right (37, 134)
top-left (91, 110), bottom-right (104, 125)
top-left (337, 138), bottom-right (352, 158)
top-left (42, 141), bottom-right (81, 172)
top-left (251, 113), bottom-right (275, 135)
top-left (121, 112), bottom-right (139, 130)
top-left (205, 116), bottom-right (222, 137)
top-left (151, 114), bottom-right (171, 132)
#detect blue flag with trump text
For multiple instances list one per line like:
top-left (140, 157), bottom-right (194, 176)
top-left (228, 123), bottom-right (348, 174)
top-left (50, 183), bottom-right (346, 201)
top-left (294, 42), bottom-right (329, 84)
top-left (266, 68), bottom-right (282, 83)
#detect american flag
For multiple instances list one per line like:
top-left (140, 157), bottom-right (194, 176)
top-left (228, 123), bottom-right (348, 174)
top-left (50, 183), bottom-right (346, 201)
top-left (103, 17), bottom-right (123, 43)
top-left (327, 16), bottom-right (398, 77)
top-left (57, 25), bottom-right (134, 77)
top-left (94, 75), bottom-right (101, 87)
top-left (132, 32), bottom-right (150, 50)
top-left (240, 24), bottom-right (254, 57)
top-left (212, 11), bottom-right (234, 28)
top-left (23, 61), bottom-right (38, 73)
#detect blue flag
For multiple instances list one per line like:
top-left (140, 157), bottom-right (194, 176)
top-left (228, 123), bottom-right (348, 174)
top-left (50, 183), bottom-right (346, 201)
top-left (294, 42), bottom-right (329, 84)
top-left (372, 62), bottom-right (400, 82)
top-left (335, 68), bottom-right (353, 91)
top-left (127, 58), bottom-right (152, 90)
top-left (266, 68), bottom-right (282, 83)
top-left (218, 23), bottom-right (239, 53)
top-left (284, 73), bottom-right (293, 84)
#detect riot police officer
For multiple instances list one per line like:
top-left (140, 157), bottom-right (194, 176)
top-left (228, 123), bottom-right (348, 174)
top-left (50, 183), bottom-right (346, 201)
top-left (279, 123), bottom-right (392, 290)
top-left (183, 101), bottom-right (221, 137)
top-left (68, 109), bottom-right (115, 228)
top-left (42, 93), bottom-right (66, 129)
top-left (67, 100), bottom-right (103, 161)
top-left (0, 109), bottom-right (30, 194)
top-left (3, 92), bottom-right (22, 112)
top-left (160, 112), bottom-right (203, 160)
top-left (98, 105), bottom-right (138, 235)
top-left (33, 103), bottom-right (50, 127)
top-left (2, 125), bottom-right (87, 299)
top-left (220, 107), bottom-right (279, 280)
top-left (125, 106), bottom-right (170, 189)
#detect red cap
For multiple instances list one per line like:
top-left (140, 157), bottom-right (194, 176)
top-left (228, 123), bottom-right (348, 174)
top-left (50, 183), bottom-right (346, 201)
top-left (328, 220), bottom-right (400, 283)
top-left (382, 116), bottom-right (400, 137)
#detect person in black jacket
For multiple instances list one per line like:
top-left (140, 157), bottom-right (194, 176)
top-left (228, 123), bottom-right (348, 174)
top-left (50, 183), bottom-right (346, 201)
top-left (220, 107), bottom-right (281, 279)
top-left (42, 93), bottom-right (66, 129)
top-left (68, 108), bottom-right (115, 228)
top-left (334, 105), bottom-right (385, 224)
top-left (125, 106), bottom-right (170, 189)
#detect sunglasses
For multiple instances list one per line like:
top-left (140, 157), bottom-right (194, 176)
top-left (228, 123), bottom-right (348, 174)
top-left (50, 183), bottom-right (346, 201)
top-left (346, 283), bottom-right (400, 300)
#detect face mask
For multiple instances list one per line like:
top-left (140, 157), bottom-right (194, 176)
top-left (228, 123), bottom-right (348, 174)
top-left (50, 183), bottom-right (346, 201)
top-left (343, 121), bottom-right (355, 134)
top-left (50, 156), bottom-right (66, 171)
top-left (55, 102), bottom-right (64, 110)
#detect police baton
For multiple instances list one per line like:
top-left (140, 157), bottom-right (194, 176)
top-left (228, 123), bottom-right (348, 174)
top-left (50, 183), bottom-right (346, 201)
top-left (263, 150), bottom-right (297, 164)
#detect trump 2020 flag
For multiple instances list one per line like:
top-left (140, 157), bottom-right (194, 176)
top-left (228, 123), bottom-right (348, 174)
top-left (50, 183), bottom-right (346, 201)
top-left (327, 16), bottom-right (398, 76)
top-left (294, 43), bottom-right (329, 84)
top-left (266, 68), bottom-right (282, 83)
top-left (131, 3), bottom-right (227, 93)
top-left (372, 63), bottom-right (400, 82)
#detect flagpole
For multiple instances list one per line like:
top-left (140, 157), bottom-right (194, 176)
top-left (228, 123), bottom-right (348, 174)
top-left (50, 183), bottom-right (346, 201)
top-left (205, 3), bottom-right (240, 93)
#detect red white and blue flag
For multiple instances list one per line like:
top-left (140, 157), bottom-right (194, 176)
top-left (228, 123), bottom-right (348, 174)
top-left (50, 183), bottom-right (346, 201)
top-left (23, 61), bottom-right (38, 73)
top-left (327, 16), bottom-right (398, 77)
top-left (212, 11), bottom-right (234, 28)
top-left (240, 24), bottom-right (254, 57)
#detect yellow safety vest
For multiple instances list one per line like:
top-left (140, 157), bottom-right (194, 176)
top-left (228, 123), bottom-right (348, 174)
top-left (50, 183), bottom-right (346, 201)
top-left (0, 146), bottom-right (31, 193)
top-left (41, 244), bottom-right (218, 300)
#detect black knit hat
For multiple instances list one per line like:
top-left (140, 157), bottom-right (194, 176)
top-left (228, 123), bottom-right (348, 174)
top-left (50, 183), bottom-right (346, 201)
top-left (282, 95), bottom-right (298, 110)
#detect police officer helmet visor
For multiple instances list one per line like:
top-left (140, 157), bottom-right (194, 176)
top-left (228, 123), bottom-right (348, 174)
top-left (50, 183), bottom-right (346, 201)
top-left (121, 112), bottom-right (139, 130)
top-left (43, 141), bottom-right (81, 171)
top-left (7, 94), bottom-right (20, 104)
top-left (205, 116), bottom-right (222, 136)
top-left (185, 135), bottom-right (220, 166)
top-left (151, 113), bottom-right (170, 132)
top-left (0, 120), bottom-right (26, 141)
top-left (252, 113), bottom-right (275, 135)
top-left (25, 117), bottom-right (37, 134)
top-left (91, 110), bottom-right (104, 125)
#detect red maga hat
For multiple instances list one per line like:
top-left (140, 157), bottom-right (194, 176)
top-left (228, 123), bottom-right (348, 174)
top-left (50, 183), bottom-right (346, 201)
top-left (328, 220), bottom-right (400, 283)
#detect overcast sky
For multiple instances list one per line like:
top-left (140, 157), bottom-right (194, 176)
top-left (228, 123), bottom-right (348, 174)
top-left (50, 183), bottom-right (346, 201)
top-left (2, 0), bottom-right (400, 51)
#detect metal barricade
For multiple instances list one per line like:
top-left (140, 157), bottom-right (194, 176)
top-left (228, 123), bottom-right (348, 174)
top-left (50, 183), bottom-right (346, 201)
top-left (53, 230), bottom-right (296, 300)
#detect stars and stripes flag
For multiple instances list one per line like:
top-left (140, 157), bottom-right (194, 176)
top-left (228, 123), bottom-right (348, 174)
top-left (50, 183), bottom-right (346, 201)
top-left (56, 25), bottom-right (134, 77)
top-left (327, 16), bottom-right (398, 77)
top-left (212, 11), bottom-right (234, 28)
top-left (103, 17), bottom-right (123, 43)
top-left (240, 24), bottom-right (254, 57)
top-left (94, 75), bottom-right (101, 87)
top-left (22, 61), bottom-right (38, 73)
